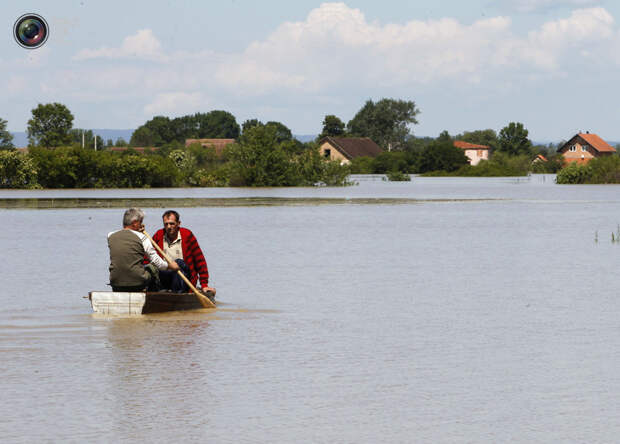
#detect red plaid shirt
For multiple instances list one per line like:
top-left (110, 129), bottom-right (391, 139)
top-left (149, 227), bottom-right (209, 288)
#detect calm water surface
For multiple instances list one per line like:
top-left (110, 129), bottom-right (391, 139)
top-left (3, 175), bottom-right (620, 443)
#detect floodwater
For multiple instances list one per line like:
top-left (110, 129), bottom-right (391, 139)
top-left (3, 175), bottom-right (620, 442)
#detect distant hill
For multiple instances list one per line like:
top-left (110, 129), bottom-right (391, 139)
top-left (10, 129), bottom-right (135, 148)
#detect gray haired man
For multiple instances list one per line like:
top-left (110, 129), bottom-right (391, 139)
top-left (107, 208), bottom-right (180, 292)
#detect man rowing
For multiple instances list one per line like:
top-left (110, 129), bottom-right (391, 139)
top-left (107, 208), bottom-right (179, 292)
top-left (149, 210), bottom-right (215, 295)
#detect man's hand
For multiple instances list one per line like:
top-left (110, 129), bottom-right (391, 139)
top-left (168, 261), bottom-right (180, 272)
top-left (202, 285), bottom-right (216, 296)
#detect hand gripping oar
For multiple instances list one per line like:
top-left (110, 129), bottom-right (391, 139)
top-left (142, 229), bottom-right (216, 309)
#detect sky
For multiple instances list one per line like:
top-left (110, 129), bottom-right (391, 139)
top-left (2, 0), bottom-right (620, 142)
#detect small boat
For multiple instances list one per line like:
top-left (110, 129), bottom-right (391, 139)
top-left (88, 290), bottom-right (216, 315)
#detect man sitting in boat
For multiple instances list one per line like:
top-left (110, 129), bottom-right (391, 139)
top-left (108, 208), bottom-right (180, 292)
top-left (149, 210), bottom-right (215, 295)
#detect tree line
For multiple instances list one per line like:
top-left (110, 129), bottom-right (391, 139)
top-left (0, 98), bottom-right (600, 188)
top-left (0, 99), bottom-right (420, 188)
top-left (348, 124), bottom-right (564, 177)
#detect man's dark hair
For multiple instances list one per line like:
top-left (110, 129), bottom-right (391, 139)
top-left (162, 210), bottom-right (180, 222)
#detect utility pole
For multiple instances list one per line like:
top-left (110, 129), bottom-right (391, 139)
top-left (94, 133), bottom-right (97, 151)
top-left (82, 130), bottom-right (84, 148)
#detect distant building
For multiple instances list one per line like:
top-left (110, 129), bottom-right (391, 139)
top-left (453, 141), bottom-right (490, 165)
top-left (318, 136), bottom-right (383, 164)
top-left (185, 138), bottom-right (236, 156)
top-left (532, 154), bottom-right (547, 163)
top-left (557, 132), bottom-right (615, 164)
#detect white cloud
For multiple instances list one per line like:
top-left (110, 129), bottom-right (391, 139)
top-left (495, 7), bottom-right (615, 69)
top-left (7, 2), bottom-right (620, 134)
top-left (65, 4), bottom-right (619, 97)
top-left (74, 29), bottom-right (167, 62)
top-left (212, 3), bottom-right (618, 92)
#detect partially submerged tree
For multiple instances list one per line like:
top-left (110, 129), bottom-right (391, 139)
top-left (418, 133), bottom-right (469, 173)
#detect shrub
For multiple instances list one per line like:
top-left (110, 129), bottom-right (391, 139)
top-left (385, 170), bottom-right (411, 181)
top-left (0, 150), bottom-right (40, 188)
top-left (556, 162), bottom-right (593, 184)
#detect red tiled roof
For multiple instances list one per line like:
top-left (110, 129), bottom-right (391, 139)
top-left (577, 133), bottom-right (615, 153)
top-left (454, 141), bottom-right (490, 150)
top-left (558, 133), bottom-right (615, 153)
top-left (319, 137), bottom-right (383, 159)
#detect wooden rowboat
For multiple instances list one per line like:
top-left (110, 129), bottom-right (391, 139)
top-left (88, 290), bottom-right (216, 315)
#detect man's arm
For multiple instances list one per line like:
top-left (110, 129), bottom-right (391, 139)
top-left (134, 230), bottom-right (170, 270)
top-left (187, 231), bottom-right (210, 288)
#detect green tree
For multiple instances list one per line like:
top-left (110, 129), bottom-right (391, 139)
top-left (436, 130), bottom-right (452, 144)
top-left (132, 111), bottom-right (240, 146)
top-left (319, 115), bottom-right (346, 138)
top-left (130, 126), bottom-right (157, 146)
top-left (0, 118), bottom-right (14, 150)
top-left (27, 103), bottom-right (74, 147)
top-left (242, 119), bottom-right (262, 134)
top-left (418, 137), bottom-right (469, 173)
top-left (194, 110), bottom-right (240, 139)
top-left (265, 121), bottom-right (293, 143)
top-left (372, 151), bottom-right (412, 174)
top-left (497, 122), bottom-right (532, 156)
top-left (228, 125), bottom-right (297, 186)
top-left (131, 116), bottom-right (173, 146)
top-left (239, 119), bottom-right (292, 143)
top-left (69, 129), bottom-right (104, 150)
top-left (458, 129), bottom-right (498, 148)
top-left (0, 150), bottom-right (39, 188)
top-left (556, 162), bottom-right (593, 184)
top-left (347, 98), bottom-right (420, 150)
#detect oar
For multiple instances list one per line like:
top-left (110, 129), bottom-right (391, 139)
top-left (142, 229), bottom-right (216, 309)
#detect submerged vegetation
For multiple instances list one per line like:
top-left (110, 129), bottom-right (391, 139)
top-left (1, 100), bottom-right (613, 188)
top-left (0, 129), bottom-right (350, 189)
top-left (556, 155), bottom-right (620, 184)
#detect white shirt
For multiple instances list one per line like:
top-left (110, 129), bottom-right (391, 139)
top-left (107, 229), bottom-right (169, 270)
top-left (164, 231), bottom-right (183, 262)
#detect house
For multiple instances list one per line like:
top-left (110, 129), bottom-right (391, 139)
top-left (185, 138), bottom-right (236, 156)
top-left (318, 137), bottom-right (383, 164)
top-left (532, 154), bottom-right (547, 163)
top-left (453, 141), bottom-right (490, 165)
top-left (557, 132), bottom-right (615, 164)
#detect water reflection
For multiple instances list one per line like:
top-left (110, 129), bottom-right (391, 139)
top-left (103, 319), bottom-right (212, 438)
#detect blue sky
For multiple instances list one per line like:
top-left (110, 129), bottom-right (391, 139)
top-left (2, 0), bottom-right (620, 141)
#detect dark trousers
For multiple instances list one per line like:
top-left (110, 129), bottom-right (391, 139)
top-left (112, 264), bottom-right (161, 292)
top-left (159, 259), bottom-right (191, 292)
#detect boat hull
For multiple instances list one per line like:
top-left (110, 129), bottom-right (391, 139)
top-left (88, 291), bottom-right (215, 315)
